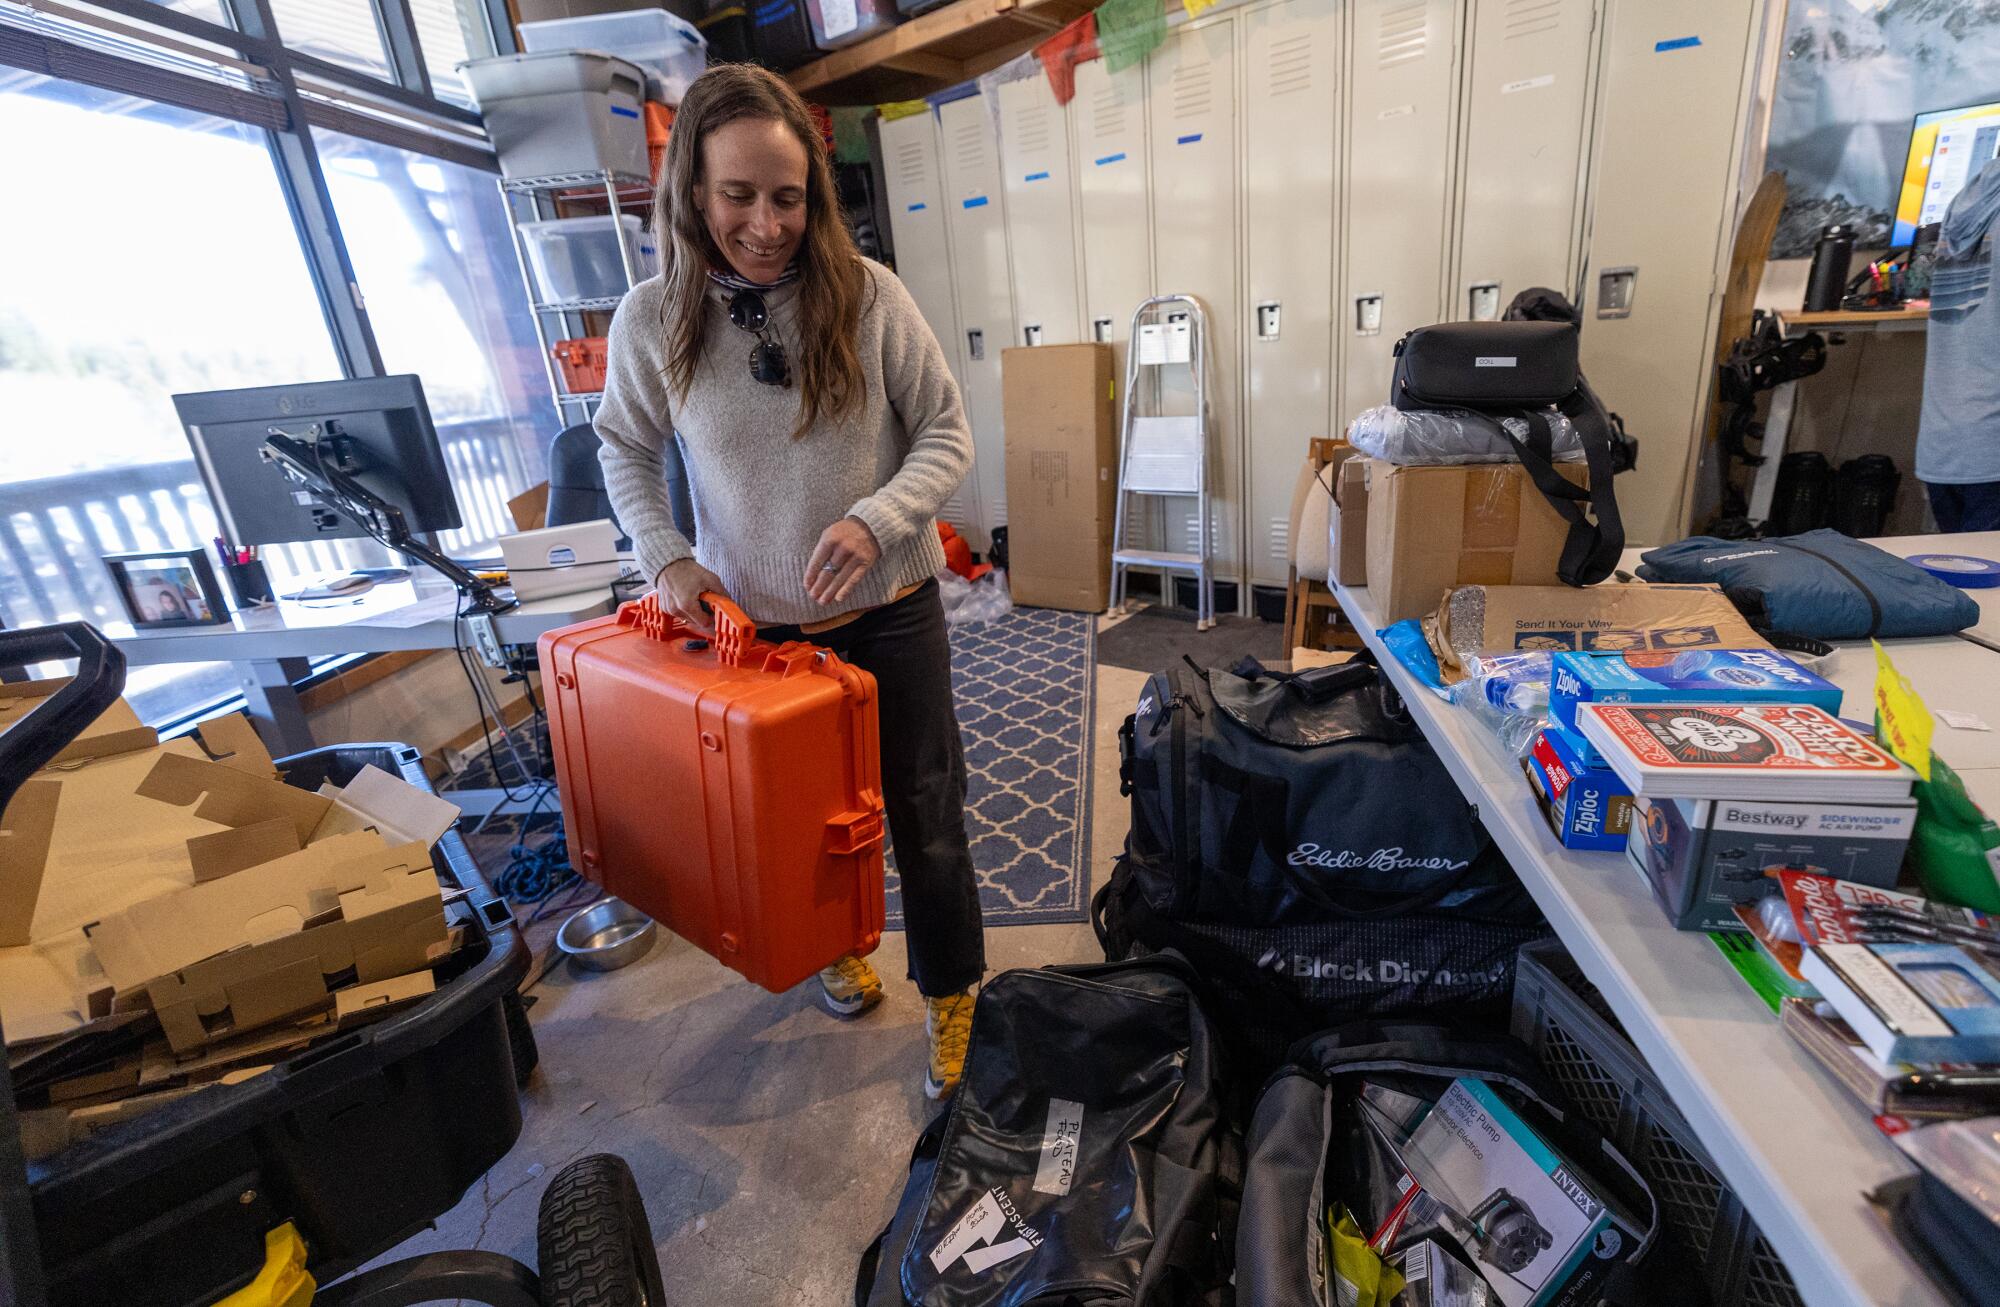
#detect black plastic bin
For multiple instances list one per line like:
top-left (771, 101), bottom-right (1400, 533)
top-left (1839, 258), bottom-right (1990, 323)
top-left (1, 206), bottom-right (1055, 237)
top-left (748, 0), bottom-right (818, 71)
top-left (25, 743), bottom-right (529, 1307)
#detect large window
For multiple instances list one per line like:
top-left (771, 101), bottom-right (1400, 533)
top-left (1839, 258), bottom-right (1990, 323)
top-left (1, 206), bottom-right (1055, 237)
top-left (0, 75), bottom-right (342, 722)
top-left (317, 128), bottom-right (554, 555)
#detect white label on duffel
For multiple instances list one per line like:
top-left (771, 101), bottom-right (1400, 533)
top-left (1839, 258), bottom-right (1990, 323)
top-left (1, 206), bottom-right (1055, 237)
top-left (1475, 356), bottom-right (1518, 367)
top-left (931, 1188), bottom-right (1042, 1274)
top-left (1032, 1098), bottom-right (1085, 1196)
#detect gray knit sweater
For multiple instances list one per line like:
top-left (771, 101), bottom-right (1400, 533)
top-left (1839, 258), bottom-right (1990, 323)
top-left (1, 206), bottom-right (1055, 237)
top-left (595, 258), bottom-right (971, 627)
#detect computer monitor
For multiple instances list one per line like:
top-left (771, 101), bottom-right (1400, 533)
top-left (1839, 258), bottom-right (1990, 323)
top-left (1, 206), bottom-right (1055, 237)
top-left (1891, 98), bottom-right (2000, 248)
top-left (174, 375), bottom-right (462, 548)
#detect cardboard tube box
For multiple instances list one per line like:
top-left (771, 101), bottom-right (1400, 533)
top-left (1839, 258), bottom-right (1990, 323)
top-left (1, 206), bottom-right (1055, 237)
top-left (1361, 456), bottom-right (1590, 623)
top-left (1001, 343), bottom-right (1118, 612)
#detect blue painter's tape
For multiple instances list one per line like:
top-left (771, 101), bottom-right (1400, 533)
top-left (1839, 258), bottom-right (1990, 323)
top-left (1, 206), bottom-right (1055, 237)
top-left (1654, 35), bottom-right (1701, 52)
top-left (1094, 152), bottom-right (1127, 167)
top-left (1024, 170), bottom-right (1049, 182)
top-left (610, 105), bottom-right (640, 118)
top-left (962, 195), bottom-right (989, 209)
top-left (1177, 132), bottom-right (1202, 145)
top-left (907, 202), bottom-right (927, 212)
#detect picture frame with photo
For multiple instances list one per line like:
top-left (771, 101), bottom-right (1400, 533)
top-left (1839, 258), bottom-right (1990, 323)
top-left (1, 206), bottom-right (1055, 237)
top-left (103, 549), bottom-right (232, 629)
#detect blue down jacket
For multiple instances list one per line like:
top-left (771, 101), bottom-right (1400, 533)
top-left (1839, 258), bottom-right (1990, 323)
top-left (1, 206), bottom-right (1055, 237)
top-left (1637, 529), bottom-right (1979, 639)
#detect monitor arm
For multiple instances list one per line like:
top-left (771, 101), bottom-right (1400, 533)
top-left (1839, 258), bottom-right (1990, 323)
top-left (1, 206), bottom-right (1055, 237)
top-left (261, 425), bottom-right (515, 615)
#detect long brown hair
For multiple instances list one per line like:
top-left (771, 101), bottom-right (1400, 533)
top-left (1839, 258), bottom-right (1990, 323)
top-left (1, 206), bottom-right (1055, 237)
top-left (654, 64), bottom-right (868, 438)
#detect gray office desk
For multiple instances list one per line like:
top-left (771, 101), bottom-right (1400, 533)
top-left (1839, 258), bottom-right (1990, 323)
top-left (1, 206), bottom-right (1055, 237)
top-left (114, 580), bottom-right (618, 756)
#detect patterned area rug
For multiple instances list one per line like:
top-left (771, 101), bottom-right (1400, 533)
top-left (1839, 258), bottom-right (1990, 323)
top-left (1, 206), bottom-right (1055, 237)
top-left (887, 606), bottom-right (1096, 928)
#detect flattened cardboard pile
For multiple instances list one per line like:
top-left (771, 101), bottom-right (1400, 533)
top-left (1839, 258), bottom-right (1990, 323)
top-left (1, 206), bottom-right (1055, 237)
top-left (1, 704), bottom-right (463, 1161)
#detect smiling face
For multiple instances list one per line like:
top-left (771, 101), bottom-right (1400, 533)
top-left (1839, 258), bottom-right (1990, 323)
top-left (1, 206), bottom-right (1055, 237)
top-left (697, 116), bottom-right (809, 284)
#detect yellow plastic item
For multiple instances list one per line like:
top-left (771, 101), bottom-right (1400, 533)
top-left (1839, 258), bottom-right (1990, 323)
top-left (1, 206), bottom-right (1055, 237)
top-left (1325, 1205), bottom-right (1406, 1307)
top-left (213, 1223), bottom-right (315, 1307)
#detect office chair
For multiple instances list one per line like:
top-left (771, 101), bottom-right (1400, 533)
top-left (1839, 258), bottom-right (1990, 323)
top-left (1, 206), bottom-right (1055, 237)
top-left (546, 424), bottom-right (695, 542)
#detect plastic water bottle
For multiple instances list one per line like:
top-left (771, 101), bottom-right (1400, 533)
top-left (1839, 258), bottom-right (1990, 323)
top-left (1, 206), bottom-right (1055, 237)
top-left (1453, 660), bottom-right (1551, 757)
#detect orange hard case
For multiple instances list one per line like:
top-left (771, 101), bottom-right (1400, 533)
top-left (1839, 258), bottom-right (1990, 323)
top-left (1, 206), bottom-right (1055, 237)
top-left (539, 592), bottom-right (886, 992)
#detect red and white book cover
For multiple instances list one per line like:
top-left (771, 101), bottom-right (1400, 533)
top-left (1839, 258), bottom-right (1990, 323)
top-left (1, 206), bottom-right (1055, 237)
top-left (1575, 703), bottom-right (1912, 800)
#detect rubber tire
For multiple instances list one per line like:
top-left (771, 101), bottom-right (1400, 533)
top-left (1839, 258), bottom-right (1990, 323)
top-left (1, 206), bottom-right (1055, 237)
top-left (537, 1153), bottom-right (666, 1307)
top-left (504, 989), bottom-right (540, 1088)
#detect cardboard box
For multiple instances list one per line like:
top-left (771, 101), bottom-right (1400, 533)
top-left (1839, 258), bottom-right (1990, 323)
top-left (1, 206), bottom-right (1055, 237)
top-left (1427, 583), bottom-right (1769, 684)
top-left (1001, 343), bottom-right (1118, 612)
top-left (1626, 794), bottom-right (1917, 931)
top-left (1329, 453), bottom-right (1369, 587)
top-left (1362, 458), bottom-right (1592, 624)
top-left (1406, 1078), bottom-right (1642, 1307)
top-left (1525, 727), bottom-right (1635, 852)
top-left (0, 680), bottom-right (158, 768)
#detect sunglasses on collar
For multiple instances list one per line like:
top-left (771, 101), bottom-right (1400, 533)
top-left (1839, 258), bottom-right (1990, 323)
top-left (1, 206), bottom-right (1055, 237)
top-left (728, 289), bottom-right (791, 388)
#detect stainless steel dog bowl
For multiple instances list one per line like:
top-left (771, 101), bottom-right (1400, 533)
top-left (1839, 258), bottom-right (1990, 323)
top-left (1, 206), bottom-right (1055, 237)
top-left (556, 897), bottom-right (657, 971)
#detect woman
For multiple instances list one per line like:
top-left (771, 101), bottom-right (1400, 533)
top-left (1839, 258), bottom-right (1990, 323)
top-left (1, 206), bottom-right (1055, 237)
top-left (596, 64), bottom-right (985, 1100)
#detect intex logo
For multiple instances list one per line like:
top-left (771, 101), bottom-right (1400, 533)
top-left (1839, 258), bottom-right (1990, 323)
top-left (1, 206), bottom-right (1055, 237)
top-left (1287, 845), bottom-right (1470, 873)
top-left (1551, 1165), bottom-right (1603, 1220)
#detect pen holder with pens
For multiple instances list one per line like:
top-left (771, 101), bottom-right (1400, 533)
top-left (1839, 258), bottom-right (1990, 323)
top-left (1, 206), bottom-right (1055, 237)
top-left (221, 554), bottom-right (275, 608)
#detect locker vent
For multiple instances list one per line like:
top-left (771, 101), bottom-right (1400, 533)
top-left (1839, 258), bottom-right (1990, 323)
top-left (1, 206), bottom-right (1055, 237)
top-left (1092, 83), bottom-right (1127, 138)
top-left (990, 487), bottom-right (1007, 527)
top-left (894, 137), bottom-right (928, 189)
top-left (1269, 517), bottom-right (1290, 562)
top-left (1171, 60), bottom-right (1213, 121)
top-left (1015, 103), bottom-right (1052, 154)
top-left (952, 118), bottom-right (989, 170)
top-left (1377, 1), bottom-right (1428, 69)
top-left (1503, 0), bottom-right (1562, 39)
top-left (1183, 515), bottom-right (1221, 554)
top-left (1266, 32), bottom-right (1315, 97)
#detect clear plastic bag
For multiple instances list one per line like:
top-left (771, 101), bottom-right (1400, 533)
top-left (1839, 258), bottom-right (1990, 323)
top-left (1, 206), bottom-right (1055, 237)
top-left (938, 569), bottom-right (1014, 626)
top-left (1447, 651), bottom-right (1553, 757)
top-left (1347, 405), bottom-right (1585, 465)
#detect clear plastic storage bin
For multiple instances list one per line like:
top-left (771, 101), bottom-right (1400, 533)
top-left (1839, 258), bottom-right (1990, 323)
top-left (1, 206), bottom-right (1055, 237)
top-left (519, 8), bottom-right (709, 105)
top-left (460, 51), bottom-right (648, 183)
top-left (805, 0), bottom-right (897, 49)
top-left (520, 214), bottom-right (658, 307)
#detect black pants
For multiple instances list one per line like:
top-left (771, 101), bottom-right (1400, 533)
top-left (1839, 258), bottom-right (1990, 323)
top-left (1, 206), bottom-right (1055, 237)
top-left (1925, 480), bottom-right (2000, 533)
top-left (761, 579), bottom-right (986, 996)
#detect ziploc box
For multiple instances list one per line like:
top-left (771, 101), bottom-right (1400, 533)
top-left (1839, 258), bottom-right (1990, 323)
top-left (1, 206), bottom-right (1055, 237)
top-left (1525, 727), bottom-right (1634, 852)
top-left (1406, 1078), bottom-right (1642, 1307)
top-left (1548, 648), bottom-right (1842, 742)
top-left (1626, 793), bottom-right (1917, 931)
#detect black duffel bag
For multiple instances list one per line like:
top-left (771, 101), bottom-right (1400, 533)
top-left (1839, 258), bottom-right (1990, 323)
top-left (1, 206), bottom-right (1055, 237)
top-left (856, 956), bottom-right (1242, 1307)
top-left (1236, 1022), bottom-right (1694, 1307)
top-left (1103, 655), bottom-right (1548, 1063)
top-left (1390, 319), bottom-right (1627, 586)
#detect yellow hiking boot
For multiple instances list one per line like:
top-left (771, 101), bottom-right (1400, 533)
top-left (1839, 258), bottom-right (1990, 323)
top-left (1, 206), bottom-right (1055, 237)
top-left (924, 988), bottom-right (977, 1100)
top-left (817, 953), bottom-right (885, 1017)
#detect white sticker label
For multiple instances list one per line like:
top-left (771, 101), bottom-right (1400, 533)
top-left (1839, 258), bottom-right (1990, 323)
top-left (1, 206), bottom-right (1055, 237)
top-left (1822, 943), bottom-right (1955, 1037)
top-left (1378, 103), bottom-right (1415, 121)
top-left (1474, 356), bottom-right (1517, 368)
top-left (929, 1193), bottom-right (1005, 1272)
top-left (1137, 323), bottom-right (1168, 365)
top-left (819, 0), bottom-right (859, 38)
top-left (1939, 709), bottom-right (1992, 732)
top-left (1502, 73), bottom-right (1556, 95)
top-left (1032, 1098), bottom-right (1084, 1196)
top-left (1166, 319), bottom-right (1192, 363)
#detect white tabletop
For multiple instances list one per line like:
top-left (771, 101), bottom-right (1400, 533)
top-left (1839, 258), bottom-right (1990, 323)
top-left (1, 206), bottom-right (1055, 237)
top-left (112, 581), bottom-right (619, 665)
top-left (1868, 532), bottom-right (2000, 648)
top-left (1331, 565), bottom-right (1997, 1307)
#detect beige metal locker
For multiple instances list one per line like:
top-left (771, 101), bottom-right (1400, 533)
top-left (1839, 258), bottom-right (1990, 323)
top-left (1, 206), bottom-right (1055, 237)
top-left (938, 92), bottom-right (1016, 548)
top-left (1149, 15), bottom-right (1243, 597)
top-left (1072, 57), bottom-right (1153, 362)
top-left (1452, 0), bottom-right (1599, 320)
top-left (998, 74), bottom-right (1084, 347)
top-left (1242, 0), bottom-right (1341, 586)
top-left (1579, 0), bottom-right (1763, 545)
top-left (879, 110), bottom-right (980, 540)
top-left (1340, 0), bottom-right (1462, 426)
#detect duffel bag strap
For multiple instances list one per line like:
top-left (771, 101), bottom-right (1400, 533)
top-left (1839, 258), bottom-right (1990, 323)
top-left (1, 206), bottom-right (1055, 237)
top-left (852, 1110), bottom-right (952, 1307)
top-left (1201, 756), bottom-right (1483, 920)
top-left (1492, 405), bottom-right (1623, 588)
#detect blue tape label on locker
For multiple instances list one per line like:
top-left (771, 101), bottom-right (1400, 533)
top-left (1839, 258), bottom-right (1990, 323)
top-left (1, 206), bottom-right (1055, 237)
top-left (962, 196), bottom-right (989, 209)
top-left (1024, 171), bottom-right (1049, 182)
top-left (1094, 152), bottom-right (1127, 166)
top-left (907, 202), bottom-right (927, 212)
top-left (1177, 133), bottom-right (1203, 145)
top-left (1655, 35), bottom-right (1701, 52)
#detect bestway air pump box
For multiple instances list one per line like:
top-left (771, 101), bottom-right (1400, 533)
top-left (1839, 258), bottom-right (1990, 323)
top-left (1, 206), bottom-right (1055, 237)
top-left (1406, 1078), bottom-right (1642, 1307)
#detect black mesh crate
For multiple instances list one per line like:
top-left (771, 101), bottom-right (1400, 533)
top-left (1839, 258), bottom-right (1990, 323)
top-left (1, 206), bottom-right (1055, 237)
top-left (24, 743), bottom-right (528, 1307)
top-left (1510, 938), bottom-right (1805, 1307)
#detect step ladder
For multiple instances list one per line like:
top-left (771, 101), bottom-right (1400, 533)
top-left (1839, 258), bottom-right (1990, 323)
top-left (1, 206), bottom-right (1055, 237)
top-left (1110, 294), bottom-right (1217, 629)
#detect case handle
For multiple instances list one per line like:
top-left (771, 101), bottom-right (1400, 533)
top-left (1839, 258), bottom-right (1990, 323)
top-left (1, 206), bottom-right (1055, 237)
top-left (623, 590), bottom-right (760, 667)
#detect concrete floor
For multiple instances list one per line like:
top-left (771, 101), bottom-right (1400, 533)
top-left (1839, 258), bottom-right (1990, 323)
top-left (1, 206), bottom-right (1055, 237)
top-left (377, 662), bottom-right (1151, 1304)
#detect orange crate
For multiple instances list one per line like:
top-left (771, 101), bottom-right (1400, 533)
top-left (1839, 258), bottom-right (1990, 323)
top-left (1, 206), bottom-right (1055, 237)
top-left (645, 102), bottom-right (674, 183)
top-left (551, 336), bottom-right (610, 393)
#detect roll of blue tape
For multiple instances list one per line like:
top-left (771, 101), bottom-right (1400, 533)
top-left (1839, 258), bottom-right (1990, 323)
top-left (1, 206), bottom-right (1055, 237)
top-left (1909, 554), bottom-right (2000, 588)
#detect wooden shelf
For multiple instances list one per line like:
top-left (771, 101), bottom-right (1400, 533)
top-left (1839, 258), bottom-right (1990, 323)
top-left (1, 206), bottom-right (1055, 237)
top-left (787, 0), bottom-right (1102, 105)
top-left (1781, 305), bottom-right (1930, 332)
